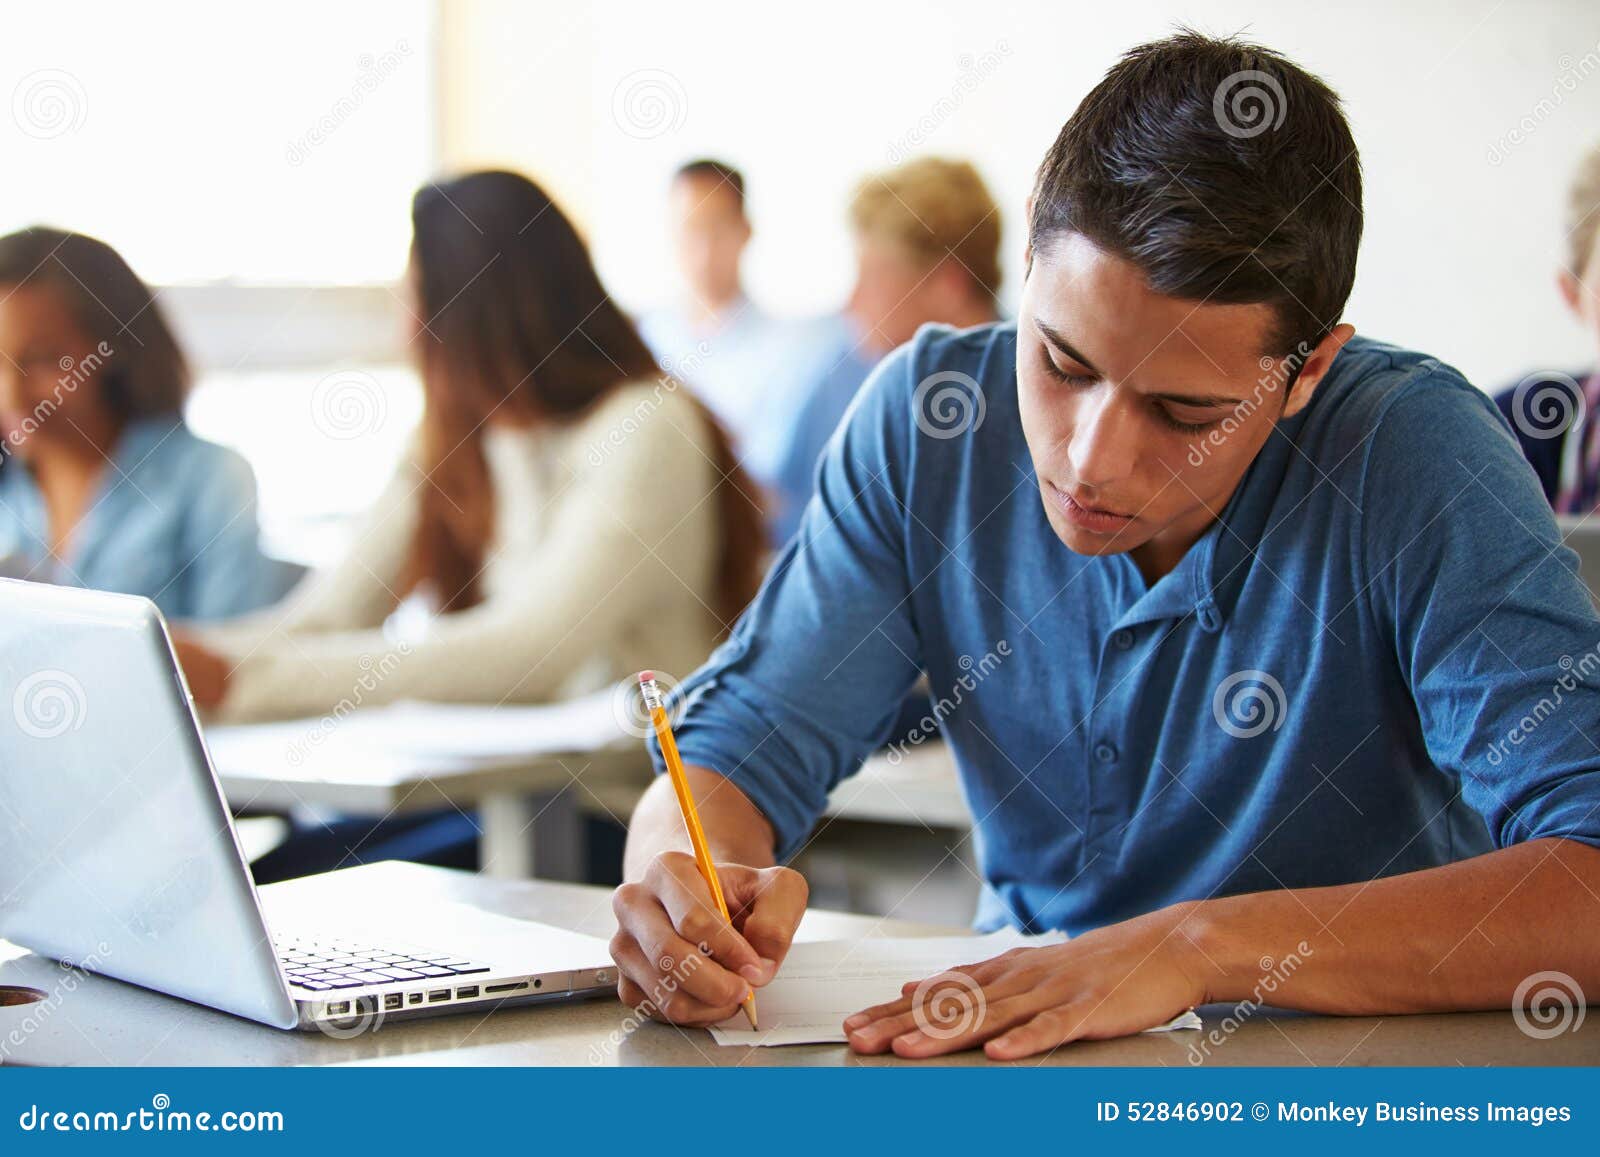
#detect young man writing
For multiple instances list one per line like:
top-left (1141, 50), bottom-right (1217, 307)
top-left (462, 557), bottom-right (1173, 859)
top-left (610, 32), bottom-right (1600, 1060)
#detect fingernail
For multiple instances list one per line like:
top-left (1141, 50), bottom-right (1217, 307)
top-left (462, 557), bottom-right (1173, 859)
top-left (739, 964), bottom-right (766, 985)
top-left (759, 956), bottom-right (777, 970)
top-left (895, 1031), bottom-right (926, 1048)
top-left (842, 1014), bottom-right (867, 1030)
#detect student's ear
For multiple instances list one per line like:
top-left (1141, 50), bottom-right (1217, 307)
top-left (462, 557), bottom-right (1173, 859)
top-left (932, 258), bottom-right (970, 304)
top-left (1281, 323), bottom-right (1356, 419)
top-left (1558, 268), bottom-right (1583, 318)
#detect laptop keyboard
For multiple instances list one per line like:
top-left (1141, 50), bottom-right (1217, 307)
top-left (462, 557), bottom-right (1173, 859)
top-left (275, 934), bottom-right (490, 991)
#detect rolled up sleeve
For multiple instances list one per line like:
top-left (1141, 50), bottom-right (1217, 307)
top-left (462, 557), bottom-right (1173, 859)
top-left (1362, 372), bottom-right (1600, 851)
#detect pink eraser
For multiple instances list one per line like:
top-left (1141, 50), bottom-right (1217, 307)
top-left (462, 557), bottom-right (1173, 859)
top-left (639, 670), bottom-right (654, 683)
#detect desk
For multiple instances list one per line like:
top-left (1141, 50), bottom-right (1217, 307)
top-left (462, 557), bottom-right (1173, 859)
top-left (2, 863), bottom-right (1594, 1067)
top-left (209, 703), bottom-right (969, 878)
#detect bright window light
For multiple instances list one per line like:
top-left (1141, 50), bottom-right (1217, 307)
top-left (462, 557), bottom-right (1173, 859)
top-left (2, 0), bottom-right (433, 285)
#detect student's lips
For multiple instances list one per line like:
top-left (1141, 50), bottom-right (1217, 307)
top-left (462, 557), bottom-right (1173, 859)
top-left (1048, 484), bottom-right (1135, 533)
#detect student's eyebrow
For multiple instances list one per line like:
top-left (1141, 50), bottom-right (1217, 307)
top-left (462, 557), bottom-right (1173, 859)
top-left (1034, 317), bottom-right (1249, 408)
top-left (1145, 389), bottom-right (1249, 408)
top-left (1033, 319), bottom-right (1101, 375)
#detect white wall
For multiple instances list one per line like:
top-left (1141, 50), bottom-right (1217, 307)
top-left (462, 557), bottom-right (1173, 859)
top-left (439, 0), bottom-right (1600, 391)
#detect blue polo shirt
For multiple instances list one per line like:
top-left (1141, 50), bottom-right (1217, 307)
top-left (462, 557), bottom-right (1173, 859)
top-left (0, 417), bottom-right (286, 622)
top-left (664, 322), bottom-right (1600, 935)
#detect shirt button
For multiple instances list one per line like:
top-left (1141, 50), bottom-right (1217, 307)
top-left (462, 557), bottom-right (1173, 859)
top-left (1112, 629), bottom-right (1134, 650)
top-left (1093, 741), bottom-right (1118, 764)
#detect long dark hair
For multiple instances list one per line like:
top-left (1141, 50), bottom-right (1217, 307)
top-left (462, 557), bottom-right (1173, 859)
top-left (402, 170), bottom-right (764, 625)
top-left (0, 226), bottom-right (190, 418)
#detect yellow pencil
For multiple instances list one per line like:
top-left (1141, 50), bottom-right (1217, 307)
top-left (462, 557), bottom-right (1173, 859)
top-left (639, 670), bottom-right (759, 1030)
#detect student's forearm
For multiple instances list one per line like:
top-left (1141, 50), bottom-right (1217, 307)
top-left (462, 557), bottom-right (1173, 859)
top-left (1187, 838), bottom-right (1600, 1012)
top-left (622, 765), bottom-right (779, 882)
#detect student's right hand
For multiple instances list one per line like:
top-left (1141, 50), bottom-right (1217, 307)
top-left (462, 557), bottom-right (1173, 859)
top-left (610, 851), bottom-right (807, 1026)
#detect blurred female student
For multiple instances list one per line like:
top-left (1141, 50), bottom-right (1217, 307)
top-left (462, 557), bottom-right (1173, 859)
top-left (177, 170), bottom-right (764, 725)
top-left (0, 227), bottom-right (282, 620)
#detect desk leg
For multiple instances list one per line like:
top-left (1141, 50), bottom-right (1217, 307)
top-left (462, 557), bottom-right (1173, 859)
top-left (480, 791), bottom-right (536, 879)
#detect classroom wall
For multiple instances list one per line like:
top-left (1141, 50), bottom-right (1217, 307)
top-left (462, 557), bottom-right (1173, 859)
top-left (438, 0), bottom-right (1600, 391)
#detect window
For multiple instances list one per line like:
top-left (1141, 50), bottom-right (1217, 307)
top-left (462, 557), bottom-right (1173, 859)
top-left (5, 1), bottom-right (436, 564)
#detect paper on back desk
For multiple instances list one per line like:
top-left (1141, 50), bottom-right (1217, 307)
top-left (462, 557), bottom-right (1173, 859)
top-left (708, 928), bottom-right (1202, 1046)
top-left (205, 689), bottom-right (626, 775)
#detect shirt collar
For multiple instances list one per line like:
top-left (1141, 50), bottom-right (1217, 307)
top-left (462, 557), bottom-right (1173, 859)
top-left (1111, 513), bottom-right (1227, 634)
top-left (1111, 432), bottom-right (1294, 636)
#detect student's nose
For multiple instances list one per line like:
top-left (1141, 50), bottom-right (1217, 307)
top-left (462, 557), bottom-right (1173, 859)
top-left (1066, 389), bottom-right (1138, 489)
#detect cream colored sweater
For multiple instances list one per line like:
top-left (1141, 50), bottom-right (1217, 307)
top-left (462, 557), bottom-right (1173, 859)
top-left (203, 381), bottom-right (725, 723)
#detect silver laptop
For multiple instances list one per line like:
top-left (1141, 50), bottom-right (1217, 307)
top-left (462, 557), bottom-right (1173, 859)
top-left (0, 579), bottom-right (615, 1031)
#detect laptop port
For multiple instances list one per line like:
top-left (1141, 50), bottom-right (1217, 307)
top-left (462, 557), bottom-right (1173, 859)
top-left (384, 993), bottom-right (403, 1011)
top-left (484, 982), bottom-right (528, 994)
top-left (427, 989), bottom-right (449, 1003)
top-left (407, 993), bottom-right (423, 1006)
top-left (456, 986), bottom-right (479, 999)
top-left (327, 1001), bottom-right (351, 1016)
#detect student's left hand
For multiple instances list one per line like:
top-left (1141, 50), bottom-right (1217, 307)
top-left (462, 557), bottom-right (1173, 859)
top-left (843, 901), bottom-right (1211, 1061)
top-left (171, 633), bottom-right (231, 710)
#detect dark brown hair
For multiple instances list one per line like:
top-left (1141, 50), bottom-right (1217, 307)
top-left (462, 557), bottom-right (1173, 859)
top-left (0, 226), bottom-right (190, 416)
top-left (403, 170), bottom-right (765, 624)
top-left (674, 158), bottom-right (746, 210)
top-left (1029, 31), bottom-right (1363, 353)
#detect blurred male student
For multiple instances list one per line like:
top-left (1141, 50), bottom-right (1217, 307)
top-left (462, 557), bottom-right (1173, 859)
top-left (767, 158), bottom-right (1001, 543)
top-left (1495, 141), bottom-right (1600, 511)
top-left (608, 33), bottom-right (1600, 1061)
top-left (639, 159), bottom-right (794, 487)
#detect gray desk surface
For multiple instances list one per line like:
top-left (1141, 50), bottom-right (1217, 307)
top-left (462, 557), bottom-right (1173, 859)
top-left (211, 725), bottom-right (971, 879)
top-left (2, 863), bottom-right (1595, 1067)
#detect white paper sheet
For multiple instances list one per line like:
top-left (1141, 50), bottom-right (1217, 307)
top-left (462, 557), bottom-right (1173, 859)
top-left (708, 929), bottom-right (1202, 1046)
top-left (204, 689), bottom-right (627, 778)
